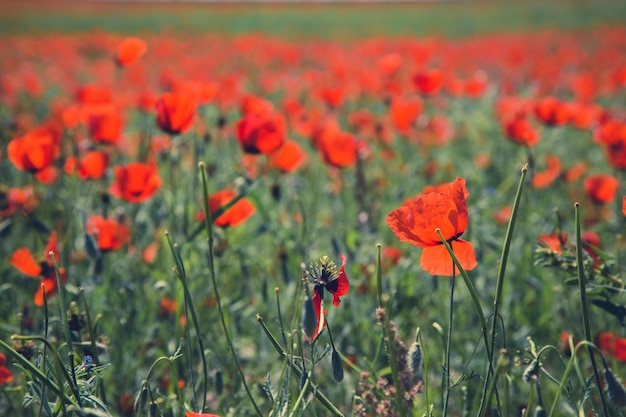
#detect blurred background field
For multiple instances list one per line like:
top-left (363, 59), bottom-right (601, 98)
top-left (2, 0), bottom-right (626, 37)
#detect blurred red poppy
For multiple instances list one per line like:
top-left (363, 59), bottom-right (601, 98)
top-left (64, 150), bottom-right (109, 180)
top-left (412, 68), bottom-right (445, 96)
top-left (532, 154), bottom-right (561, 189)
top-left (268, 140), bottom-right (307, 173)
top-left (538, 232), bottom-right (568, 254)
top-left (593, 120), bottom-right (626, 170)
top-left (534, 96), bottom-right (572, 127)
top-left (236, 109), bottom-right (286, 154)
top-left (185, 412), bottom-right (221, 417)
top-left (0, 354), bottom-right (12, 384)
top-left (8, 125), bottom-right (59, 173)
top-left (115, 37), bottom-right (147, 67)
top-left (584, 173), bottom-right (619, 204)
top-left (0, 185), bottom-right (38, 218)
top-left (316, 126), bottom-right (358, 169)
top-left (390, 95), bottom-right (422, 134)
top-left (156, 92), bottom-right (196, 135)
top-left (9, 231), bottom-right (66, 306)
top-left (88, 109), bottom-right (123, 144)
top-left (504, 115), bottom-right (540, 147)
top-left (386, 177), bottom-right (477, 276)
top-left (196, 189), bottom-right (256, 228)
top-left (86, 214), bottom-right (130, 252)
top-left (109, 162), bottom-right (162, 203)
top-left (623, 196), bottom-right (626, 217)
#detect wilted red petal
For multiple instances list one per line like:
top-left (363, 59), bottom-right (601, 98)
top-left (10, 248), bottom-right (41, 277)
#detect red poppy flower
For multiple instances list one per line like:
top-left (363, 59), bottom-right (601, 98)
top-left (268, 140), bottom-right (307, 173)
top-left (109, 162), bottom-right (162, 203)
top-left (115, 37), bottom-right (147, 67)
top-left (316, 126), bottom-right (358, 169)
top-left (584, 173), bottom-right (619, 204)
top-left (386, 177), bottom-right (477, 276)
top-left (390, 95), bottom-right (422, 134)
top-left (8, 126), bottom-right (59, 173)
top-left (156, 92), bottom-right (196, 136)
top-left (532, 154), bottom-right (562, 189)
top-left (236, 110), bottom-right (286, 154)
top-left (86, 214), bottom-right (130, 252)
top-left (9, 231), bottom-right (66, 306)
top-left (88, 109), bottom-right (123, 144)
top-left (534, 96), bottom-right (572, 127)
top-left (504, 115), bottom-right (540, 147)
top-left (185, 412), bottom-right (221, 417)
top-left (412, 68), bottom-right (445, 96)
top-left (378, 53), bottom-right (403, 77)
top-left (63, 150), bottom-right (109, 180)
top-left (303, 255), bottom-right (350, 342)
top-left (0, 353), bottom-right (12, 384)
top-left (382, 246), bottom-right (403, 268)
top-left (196, 189), bottom-right (256, 228)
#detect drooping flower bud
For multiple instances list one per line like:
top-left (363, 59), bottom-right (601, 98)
top-left (331, 350), bottom-right (344, 383)
top-left (302, 297), bottom-right (319, 342)
top-left (604, 368), bottom-right (626, 408)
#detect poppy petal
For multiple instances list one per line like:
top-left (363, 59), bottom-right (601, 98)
top-left (10, 248), bottom-right (41, 277)
top-left (420, 239), bottom-right (477, 276)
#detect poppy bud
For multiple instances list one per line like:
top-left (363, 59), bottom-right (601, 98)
top-left (214, 370), bottom-right (223, 395)
top-left (523, 360), bottom-right (539, 384)
top-left (133, 383), bottom-right (149, 414)
top-left (409, 341), bottom-right (422, 381)
top-left (534, 406), bottom-right (547, 417)
top-left (302, 297), bottom-right (319, 342)
top-left (604, 368), bottom-right (626, 408)
top-left (331, 350), bottom-right (344, 383)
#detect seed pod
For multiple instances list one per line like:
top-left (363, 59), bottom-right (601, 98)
top-left (331, 350), bottom-right (344, 383)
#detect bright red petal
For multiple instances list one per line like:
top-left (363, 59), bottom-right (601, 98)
top-left (0, 367), bottom-right (12, 384)
top-left (305, 288), bottom-right (325, 343)
top-left (185, 412), bottom-right (221, 417)
top-left (10, 248), bottom-right (41, 277)
top-left (328, 254), bottom-right (349, 306)
top-left (419, 239), bottom-right (477, 276)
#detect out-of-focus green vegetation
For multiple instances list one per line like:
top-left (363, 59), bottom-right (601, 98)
top-left (1, 0), bottom-right (626, 38)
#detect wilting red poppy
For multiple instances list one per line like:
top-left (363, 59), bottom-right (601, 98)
top-left (316, 126), bottom-right (358, 169)
top-left (268, 140), bottom-right (307, 173)
top-left (412, 68), bottom-right (445, 96)
top-left (583, 173), bottom-right (619, 204)
top-left (504, 115), bottom-right (540, 147)
top-left (115, 37), bottom-right (147, 67)
top-left (109, 162), bottom-right (162, 203)
top-left (386, 177), bottom-right (477, 276)
top-left (532, 154), bottom-right (562, 189)
top-left (236, 110), bottom-right (286, 154)
top-left (86, 214), bottom-right (130, 252)
top-left (63, 150), bottom-right (109, 180)
top-left (9, 231), bottom-right (66, 306)
top-left (534, 96), bottom-right (572, 127)
top-left (303, 254), bottom-right (350, 342)
top-left (0, 354), bottom-right (12, 384)
top-left (156, 92), bottom-right (196, 136)
top-left (88, 109), bottom-right (123, 144)
top-left (196, 189), bottom-right (256, 228)
top-left (8, 126), bottom-right (59, 173)
top-left (390, 95), bottom-right (422, 134)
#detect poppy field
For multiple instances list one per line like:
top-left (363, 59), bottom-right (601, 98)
top-left (1, 2), bottom-right (626, 417)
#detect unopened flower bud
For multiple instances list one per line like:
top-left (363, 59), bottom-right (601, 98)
top-left (301, 297), bottom-right (318, 341)
top-left (604, 368), bottom-right (626, 408)
top-left (331, 350), bottom-right (344, 383)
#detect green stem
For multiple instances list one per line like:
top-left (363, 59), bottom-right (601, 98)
top-left (49, 251), bottom-right (82, 407)
top-left (442, 269), bottom-right (456, 417)
top-left (574, 202), bottom-right (609, 417)
top-left (199, 162), bottom-right (264, 417)
top-left (80, 288), bottom-right (108, 405)
top-left (256, 314), bottom-right (344, 417)
top-left (479, 163), bottom-right (528, 417)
